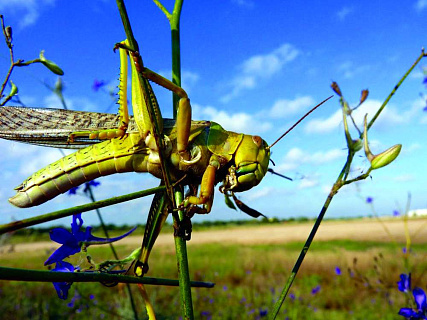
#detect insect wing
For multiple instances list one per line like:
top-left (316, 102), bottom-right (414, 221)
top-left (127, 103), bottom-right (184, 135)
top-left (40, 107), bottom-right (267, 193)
top-left (0, 106), bottom-right (138, 149)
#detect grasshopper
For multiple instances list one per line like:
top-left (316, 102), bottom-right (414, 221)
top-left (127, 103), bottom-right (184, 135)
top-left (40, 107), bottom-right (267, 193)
top-left (0, 39), bottom-right (329, 275)
top-left (0, 40), bottom-right (278, 214)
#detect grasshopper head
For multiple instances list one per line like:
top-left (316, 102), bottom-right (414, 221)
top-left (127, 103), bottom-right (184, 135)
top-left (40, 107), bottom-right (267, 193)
top-left (226, 135), bottom-right (270, 192)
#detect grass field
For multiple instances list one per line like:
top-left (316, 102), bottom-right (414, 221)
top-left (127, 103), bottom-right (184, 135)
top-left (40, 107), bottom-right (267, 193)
top-left (0, 217), bottom-right (425, 319)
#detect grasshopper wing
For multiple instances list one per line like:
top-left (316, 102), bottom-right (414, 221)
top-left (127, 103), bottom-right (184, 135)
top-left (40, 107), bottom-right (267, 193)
top-left (0, 106), bottom-right (138, 149)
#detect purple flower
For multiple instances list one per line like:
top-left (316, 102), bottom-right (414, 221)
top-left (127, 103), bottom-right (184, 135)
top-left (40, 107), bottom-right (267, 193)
top-left (51, 261), bottom-right (75, 300)
top-left (92, 79), bottom-right (106, 92)
top-left (335, 266), bottom-right (342, 275)
top-left (44, 213), bottom-right (137, 265)
top-left (311, 285), bottom-right (321, 295)
top-left (259, 308), bottom-right (268, 317)
top-left (366, 197), bottom-right (373, 204)
top-left (398, 287), bottom-right (427, 319)
top-left (397, 274), bottom-right (411, 293)
top-left (393, 210), bottom-right (401, 216)
top-left (83, 180), bottom-right (100, 193)
top-left (68, 186), bottom-right (80, 195)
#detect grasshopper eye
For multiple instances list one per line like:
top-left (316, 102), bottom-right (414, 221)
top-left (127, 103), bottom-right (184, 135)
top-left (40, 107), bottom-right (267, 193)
top-left (252, 135), bottom-right (262, 147)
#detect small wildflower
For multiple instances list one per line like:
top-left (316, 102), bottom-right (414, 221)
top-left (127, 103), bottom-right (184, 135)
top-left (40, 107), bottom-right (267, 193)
top-left (51, 261), bottom-right (75, 300)
top-left (366, 197), bottom-right (373, 204)
top-left (223, 285), bottom-right (228, 291)
top-left (393, 210), bottom-right (401, 216)
top-left (259, 308), bottom-right (268, 317)
top-left (398, 287), bottom-right (427, 319)
top-left (68, 186), bottom-right (79, 195)
top-left (335, 266), bottom-right (342, 275)
top-left (397, 274), bottom-right (411, 293)
top-left (83, 180), bottom-right (101, 193)
top-left (92, 79), bottom-right (106, 92)
top-left (44, 213), bottom-right (136, 265)
top-left (311, 285), bottom-right (321, 295)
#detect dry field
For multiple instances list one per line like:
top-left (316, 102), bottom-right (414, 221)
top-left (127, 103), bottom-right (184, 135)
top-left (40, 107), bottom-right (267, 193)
top-left (12, 217), bottom-right (426, 253)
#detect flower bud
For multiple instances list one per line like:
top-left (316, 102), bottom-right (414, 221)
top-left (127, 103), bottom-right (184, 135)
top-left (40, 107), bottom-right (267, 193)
top-left (54, 77), bottom-right (63, 93)
top-left (39, 50), bottom-right (64, 75)
top-left (9, 80), bottom-right (18, 96)
top-left (360, 89), bottom-right (369, 104)
top-left (363, 114), bottom-right (402, 169)
top-left (351, 138), bottom-right (363, 152)
top-left (331, 81), bottom-right (342, 96)
top-left (5, 25), bottom-right (12, 42)
top-left (370, 144), bottom-right (402, 169)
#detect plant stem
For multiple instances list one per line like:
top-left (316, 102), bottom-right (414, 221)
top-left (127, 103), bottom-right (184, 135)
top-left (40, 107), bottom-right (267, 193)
top-left (0, 266), bottom-right (214, 287)
top-left (0, 186), bottom-right (165, 234)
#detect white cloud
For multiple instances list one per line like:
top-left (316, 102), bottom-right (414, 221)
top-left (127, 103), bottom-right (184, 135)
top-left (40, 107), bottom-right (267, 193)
top-left (276, 147), bottom-right (346, 172)
top-left (336, 61), bottom-right (371, 79)
top-left (269, 96), bottom-right (315, 118)
top-left (336, 6), bottom-right (354, 21)
top-left (246, 187), bottom-right (272, 201)
top-left (232, 0), bottom-right (254, 8)
top-left (193, 103), bottom-right (272, 134)
top-left (298, 177), bottom-right (319, 189)
top-left (305, 98), bottom-right (422, 134)
top-left (221, 43), bottom-right (299, 102)
top-left (0, 0), bottom-right (57, 29)
top-left (415, 0), bottom-right (427, 11)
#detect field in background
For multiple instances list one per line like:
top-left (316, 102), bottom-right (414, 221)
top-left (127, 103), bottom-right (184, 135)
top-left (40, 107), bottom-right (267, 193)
top-left (0, 217), bottom-right (425, 319)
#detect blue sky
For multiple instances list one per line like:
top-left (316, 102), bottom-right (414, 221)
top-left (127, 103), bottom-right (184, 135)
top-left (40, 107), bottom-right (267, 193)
top-left (0, 0), bottom-right (426, 226)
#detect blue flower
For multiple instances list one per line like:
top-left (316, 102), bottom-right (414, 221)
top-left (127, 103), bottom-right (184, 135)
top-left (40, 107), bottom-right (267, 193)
top-left (259, 308), bottom-right (268, 317)
top-left (92, 79), bottom-right (106, 92)
top-left (398, 287), bottom-right (427, 319)
top-left (83, 180), bottom-right (100, 193)
top-left (44, 213), bottom-right (137, 265)
top-left (311, 285), bottom-right (321, 295)
top-left (397, 273), bottom-right (411, 293)
top-left (51, 261), bottom-right (75, 300)
top-left (335, 266), bottom-right (342, 275)
top-left (393, 210), bottom-right (401, 216)
top-left (366, 197), bottom-right (373, 204)
top-left (68, 186), bottom-right (80, 195)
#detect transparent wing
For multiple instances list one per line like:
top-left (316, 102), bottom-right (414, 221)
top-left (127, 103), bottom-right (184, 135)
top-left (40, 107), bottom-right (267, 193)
top-left (0, 106), bottom-right (139, 149)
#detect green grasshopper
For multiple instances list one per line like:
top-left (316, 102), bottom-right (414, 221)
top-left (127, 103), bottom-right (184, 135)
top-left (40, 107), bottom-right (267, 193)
top-left (0, 44), bottom-right (271, 214)
top-left (0, 40), bottom-right (329, 275)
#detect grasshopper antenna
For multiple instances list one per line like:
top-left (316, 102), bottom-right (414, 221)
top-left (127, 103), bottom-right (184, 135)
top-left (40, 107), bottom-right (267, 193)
top-left (267, 95), bottom-right (333, 150)
top-left (267, 168), bottom-right (293, 181)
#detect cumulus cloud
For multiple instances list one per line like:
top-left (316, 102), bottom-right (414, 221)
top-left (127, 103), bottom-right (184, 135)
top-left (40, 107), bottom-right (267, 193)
top-left (221, 43), bottom-right (299, 102)
top-left (0, 0), bottom-right (57, 29)
top-left (415, 0), bottom-right (427, 11)
top-left (336, 61), bottom-right (371, 79)
top-left (269, 96), bottom-right (315, 118)
top-left (193, 103), bottom-right (272, 134)
top-left (304, 98), bottom-right (422, 134)
top-left (336, 6), bottom-right (354, 21)
top-left (276, 147), bottom-right (346, 172)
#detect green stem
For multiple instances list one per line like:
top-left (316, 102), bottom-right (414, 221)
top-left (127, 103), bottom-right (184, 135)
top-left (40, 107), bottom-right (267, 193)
top-left (174, 190), bottom-right (194, 320)
top-left (365, 49), bottom-right (426, 133)
top-left (269, 185), bottom-right (336, 319)
top-left (166, 1), bottom-right (195, 319)
top-left (0, 266), bottom-right (214, 287)
top-left (86, 185), bottom-right (139, 320)
top-left (0, 186), bottom-right (165, 234)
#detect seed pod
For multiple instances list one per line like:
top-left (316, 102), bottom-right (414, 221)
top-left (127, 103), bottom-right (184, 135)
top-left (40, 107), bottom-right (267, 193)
top-left (370, 144), bottom-right (402, 169)
top-left (360, 89), bottom-right (369, 104)
top-left (39, 50), bottom-right (64, 75)
top-left (331, 81), bottom-right (342, 96)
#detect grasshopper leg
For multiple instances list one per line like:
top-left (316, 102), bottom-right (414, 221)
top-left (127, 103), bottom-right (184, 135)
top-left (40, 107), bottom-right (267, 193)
top-left (183, 155), bottom-right (220, 214)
